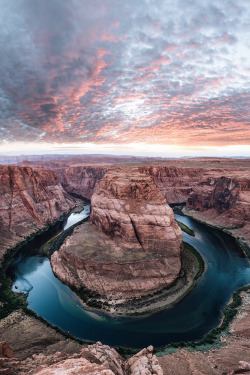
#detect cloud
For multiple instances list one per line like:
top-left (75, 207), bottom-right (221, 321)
top-left (0, 0), bottom-right (249, 149)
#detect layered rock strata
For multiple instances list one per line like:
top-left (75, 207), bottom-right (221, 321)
top-left (55, 165), bottom-right (107, 199)
top-left (55, 163), bottom-right (250, 246)
top-left (0, 165), bottom-right (78, 261)
top-left (185, 175), bottom-right (250, 245)
top-left (18, 158), bottom-right (249, 247)
top-left (51, 170), bottom-right (183, 310)
top-left (0, 341), bottom-right (163, 375)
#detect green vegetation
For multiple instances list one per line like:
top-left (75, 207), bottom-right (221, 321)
top-left (116, 346), bottom-right (137, 356)
top-left (177, 220), bottom-right (195, 236)
top-left (237, 239), bottom-right (250, 259)
top-left (42, 216), bottom-right (89, 258)
top-left (183, 242), bottom-right (204, 280)
top-left (0, 248), bottom-right (27, 319)
top-left (0, 224), bottom-right (92, 345)
top-left (156, 284), bottom-right (249, 355)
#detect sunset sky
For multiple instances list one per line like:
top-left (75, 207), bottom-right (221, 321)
top-left (0, 0), bottom-right (249, 157)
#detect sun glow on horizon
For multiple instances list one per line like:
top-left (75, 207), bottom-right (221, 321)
top-left (1, 142), bottom-right (250, 158)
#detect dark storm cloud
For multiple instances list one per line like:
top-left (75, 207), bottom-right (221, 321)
top-left (0, 0), bottom-right (249, 146)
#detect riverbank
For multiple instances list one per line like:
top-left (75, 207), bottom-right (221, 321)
top-left (0, 202), bottom-right (86, 320)
top-left (158, 290), bottom-right (250, 374)
top-left (47, 215), bottom-right (204, 316)
top-left (176, 220), bottom-right (195, 236)
top-left (181, 207), bottom-right (250, 259)
top-left (58, 240), bottom-right (205, 317)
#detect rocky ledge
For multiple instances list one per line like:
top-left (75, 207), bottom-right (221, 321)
top-left (51, 169), bottom-right (188, 314)
top-left (0, 341), bottom-right (163, 375)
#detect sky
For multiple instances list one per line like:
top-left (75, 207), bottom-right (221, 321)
top-left (0, 0), bottom-right (249, 157)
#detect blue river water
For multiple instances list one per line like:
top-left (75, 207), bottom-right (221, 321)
top-left (9, 207), bottom-right (250, 349)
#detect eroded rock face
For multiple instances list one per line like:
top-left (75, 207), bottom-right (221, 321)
top-left (0, 342), bottom-right (163, 375)
top-left (51, 169), bottom-right (182, 306)
top-left (138, 165), bottom-right (204, 204)
top-left (33, 357), bottom-right (116, 375)
top-left (126, 346), bottom-right (163, 375)
top-left (90, 169), bottom-right (183, 255)
top-left (0, 165), bottom-right (77, 260)
top-left (185, 175), bottom-right (250, 244)
top-left (43, 161), bottom-right (250, 246)
top-left (55, 166), bottom-right (107, 200)
top-left (0, 342), bottom-right (13, 358)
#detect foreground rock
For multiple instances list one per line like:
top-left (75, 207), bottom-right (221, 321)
top-left (0, 342), bottom-right (163, 375)
top-left (0, 165), bottom-right (78, 262)
top-left (0, 342), bottom-right (13, 358)
top-left (51, 169), bottom-right (183, 312)
top-left (0, 293), bottom-right (249, 374)
top-left (0, 310), bottom-right (83, 360)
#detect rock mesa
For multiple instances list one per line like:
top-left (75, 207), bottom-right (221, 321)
top-left (51, 169), bottom-right (182, 309)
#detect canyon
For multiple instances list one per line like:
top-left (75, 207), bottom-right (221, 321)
top-left (0, 156), bottom-right (249, 374)
top-left (51, 160), bottom-right (250, 248)
top-left (15, 157), bottom-right (249, 248)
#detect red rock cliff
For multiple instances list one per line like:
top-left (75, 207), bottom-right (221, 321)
top-left (55, 166), bottom-right (107, 199)
top-left (0, 165), bottom-right (78, 259)
top-left (185, 175), bottom-right (250, 244)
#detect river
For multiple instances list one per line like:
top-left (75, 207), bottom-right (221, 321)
top-left (8, 206), bottom-right (250, 349)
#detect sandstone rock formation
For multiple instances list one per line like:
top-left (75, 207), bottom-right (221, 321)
top-left (0, 158), bottom-right (249, 374)
top-left (138, 165), bottom-right (203, 203)
top-left (51, 169), bottom-right (183, 310)
top-left (0, 165), bottom-right (78, 261)
top-left (0, 342), bottom-right (13, 359)
top-left (125, 346), bottom-right (163, 375)
top-left (185, 175), bottom-right (250, 245)
top-left (0, 342), bottom-right (163, 375)
top-left (55, 165), bottom-right (107, 199)
top-left (90, 169), bottom-right (183, 256)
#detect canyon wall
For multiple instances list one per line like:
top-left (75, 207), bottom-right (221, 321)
top-left (184, 175), bottom-right (250, 245)
top-left (55, 166), bottom-right (107, 199)
top-left (0, 165), bottom-right (78, 260)
top-left (54, 165), bottom-right (203, 204)
top-left (138, 165), bottom-right (204, 203)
